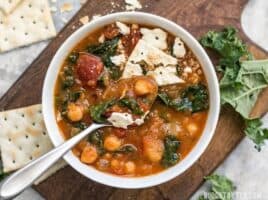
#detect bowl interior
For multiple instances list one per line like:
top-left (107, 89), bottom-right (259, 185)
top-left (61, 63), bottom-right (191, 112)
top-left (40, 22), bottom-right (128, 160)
top-left (42, 12), bottom-right (220, 189)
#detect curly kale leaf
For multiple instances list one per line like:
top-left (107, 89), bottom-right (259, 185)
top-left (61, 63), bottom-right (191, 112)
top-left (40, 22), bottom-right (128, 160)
top-left (198, 174), bottom-right (235, 200)
top-left (245, 119), bottom-right (268, 151)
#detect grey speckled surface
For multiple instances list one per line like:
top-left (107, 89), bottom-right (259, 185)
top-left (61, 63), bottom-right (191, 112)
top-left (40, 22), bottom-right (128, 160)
top-left (0, 0), bottom-right (268, 199)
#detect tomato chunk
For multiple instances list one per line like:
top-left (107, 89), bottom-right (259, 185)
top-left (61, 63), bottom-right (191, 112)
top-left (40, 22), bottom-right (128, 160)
top-left (77, 53), bottom-right (103, 87)
top-left (122, 28), bottom-right (141, 55)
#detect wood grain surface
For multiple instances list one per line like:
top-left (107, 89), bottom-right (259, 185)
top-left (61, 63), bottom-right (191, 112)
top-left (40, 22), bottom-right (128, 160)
top-left (0, 0), bottom-right (267, 199)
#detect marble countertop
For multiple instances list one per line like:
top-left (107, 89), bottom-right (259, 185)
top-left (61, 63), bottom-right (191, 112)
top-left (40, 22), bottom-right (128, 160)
top-left (0, 0), bottom-right (268, 199)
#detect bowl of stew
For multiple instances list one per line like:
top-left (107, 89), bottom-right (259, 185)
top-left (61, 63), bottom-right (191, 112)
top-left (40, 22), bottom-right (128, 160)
top-left (42, 12), bottom-right (220, 188)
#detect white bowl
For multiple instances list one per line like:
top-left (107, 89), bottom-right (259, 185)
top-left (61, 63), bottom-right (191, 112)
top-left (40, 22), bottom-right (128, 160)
top-left (42, 12), bottom-right (220, 189)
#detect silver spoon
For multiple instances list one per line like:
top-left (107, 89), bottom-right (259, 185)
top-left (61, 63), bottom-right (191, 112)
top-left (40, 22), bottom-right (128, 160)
top-left (0, 123), bottom-right (110, 199)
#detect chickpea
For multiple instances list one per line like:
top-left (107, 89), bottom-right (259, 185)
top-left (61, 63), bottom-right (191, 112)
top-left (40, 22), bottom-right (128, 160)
top-left (124, 161), bottom-right (136, 174)
top-left (187, 123), bottom-right (198, 135)
top-left (143, 136), bottom-right (164, 162)
top-left (104, 135), bottom-right (122, 151)
top-left (134, 79), bottom-right (155, 96)
top-left (80, 145), bottom-right (98, 164)
top-left (67, 103), bottom-right (83, 122)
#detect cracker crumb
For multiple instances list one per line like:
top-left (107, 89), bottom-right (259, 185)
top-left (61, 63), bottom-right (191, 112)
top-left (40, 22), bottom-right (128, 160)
top-left (125, 0), bottom-right (142, 11)
top-left (60, 3), bottom-right (73, 13)
top-left (79, 16), bottom-right (89, 25)
top-left (61, 17), bottom-right (68, 23)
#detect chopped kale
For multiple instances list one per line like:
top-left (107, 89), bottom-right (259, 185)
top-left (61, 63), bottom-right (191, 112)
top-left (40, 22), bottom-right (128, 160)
top-left (87, 37), bottom-right (120, 80)
top-left (161, 135), bottom-right (180, 167)
top-left (114, 144), bottom-right (137, 154)
top-left (88, 130), bottom-right (105, 155)
top-left (68, 52), bottom-right (79, 64)
top-left (118, 97), bottom-right (144, 116)
top-left (158, 84), bottom-right (209, 113)
top-left (89, 99), bottom-right (116, 123)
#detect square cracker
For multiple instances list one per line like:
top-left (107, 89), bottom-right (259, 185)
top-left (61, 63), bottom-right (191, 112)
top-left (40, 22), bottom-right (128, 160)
top-left (0, 104), bottom-right (66, 180)
top-left (0, 0), bottom-right (56, 52)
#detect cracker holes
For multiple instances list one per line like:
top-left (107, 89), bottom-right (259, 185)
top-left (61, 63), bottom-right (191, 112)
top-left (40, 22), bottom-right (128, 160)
top-left (40, 8), bottom-right (44, 13)
top-left (36, 144), bottom-right (40, 148)
top-left (25, 135), bottom-right (29, 139)
top-left (4, 38), bottom-right (8, 42)
top-left (32, 122), bottom-right (36, 126)
top-left (38, 110), bottom-right (42, 114)
top-left (4, 117), bottom-right (7, 121)
top-left (0, 21), bottom-right (3, 25)
top-left (19, 146), bottom-right (22, 151)
top-left (15, 125), bottom-right (18, 129)
top-left (42, 131), bottom-right (46, 136)
top-left (33, 20), bottom-right (36, 24)
top-left (12, 27), bottom-right (16, 31)
top-left (20, 16), bottom-right (24, 19)
top-left (12, 160), bottom-right (16, 164)
top-left (8, 138), bottom-right (11, 142)
top-left (21, 114), bottom-right (25, 117)
top-left (28, 4), bottom-right (32, 8)
top-left (29, 156), bottom-right (33, 160)
top-left (24, 32), bottom-right (28, 36)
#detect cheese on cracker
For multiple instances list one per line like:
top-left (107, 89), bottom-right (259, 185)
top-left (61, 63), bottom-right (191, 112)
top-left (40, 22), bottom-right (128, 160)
top-left (0, 0), bottom-right (56, 52)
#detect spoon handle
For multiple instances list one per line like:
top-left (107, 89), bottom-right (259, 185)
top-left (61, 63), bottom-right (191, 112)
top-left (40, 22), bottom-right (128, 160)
top-left (0, 123), bottom-right (106, 199)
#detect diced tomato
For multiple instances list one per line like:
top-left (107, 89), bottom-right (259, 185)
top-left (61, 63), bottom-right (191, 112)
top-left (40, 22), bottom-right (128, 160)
top-left (122, 28), bottom-right (141, 55)
top-left (77, 53), bottom-right (103, 87)
top-left (103, 24), bottom-right (120, 39)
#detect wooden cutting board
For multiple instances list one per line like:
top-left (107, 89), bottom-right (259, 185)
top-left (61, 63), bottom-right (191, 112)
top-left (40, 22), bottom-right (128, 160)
top-left (1, 0), bottom-right (268, 199)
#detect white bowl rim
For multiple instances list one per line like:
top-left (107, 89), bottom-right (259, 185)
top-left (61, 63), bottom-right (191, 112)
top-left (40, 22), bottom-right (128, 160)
top-left (42, 11), bottom-right (220, 189)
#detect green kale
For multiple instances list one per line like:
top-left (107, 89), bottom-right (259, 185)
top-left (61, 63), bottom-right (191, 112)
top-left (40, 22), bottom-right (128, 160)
top-left (88, 130), bottom-right (105, 155)
top-left (161, 135), bottom-right (180, 167)
top-left (200, 27), bottom-right (252, 86)
top-left (198, 174), bottom-right (235, 200)
top-left (245, 119), bottom-right (268, 151)
top-left (68, 52), bottom-right (79, 64)
top-left (87, 37), bottom-right (121, 80)
top-left (221, 59), bottom-right (268, 119)
top-left (114, 144), bottom-right (137, 154)
top-left (73, 122), bottom-right (88, 131)
top-left (89, 99), bottom-right (116, 123)
top-left (158, 84), bottom-right (209, 113)
top-left (118, 97), bottom-right (144, 115)
top-left (62, 66), bottom-right (75, 89)
top-left (200, 27), bottom-right (268, 150)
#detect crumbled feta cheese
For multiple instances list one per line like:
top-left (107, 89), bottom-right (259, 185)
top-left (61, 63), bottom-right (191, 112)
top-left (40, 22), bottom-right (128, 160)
top-left (125, 0), bottom-right (142, 10)
top-left (134, 111), bottom-right (149, 125)
top-left (98, 34), bottom-right (105, 43)
top-left (184, 66), bottom-right (192, 74)
top-left (116, 22), bottom-right (130, 35)
top-left (107, 112), bottom-right (134, 129)
top-left (173, 37), bottom-right (186, 58)
top-left (110, 54), bottom-right (127, 66)
top-left (140, 28), bottom-right (168, 50)
top-left (147, 66), bottom-right (185, 86)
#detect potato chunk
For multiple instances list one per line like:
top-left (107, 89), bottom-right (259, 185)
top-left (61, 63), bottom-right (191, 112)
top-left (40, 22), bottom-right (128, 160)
top-left (67, 103), bottom-right (83, 122)
top-left (81, 145), bottom-right (98, 164)
top-left (143, 136), bottom-right (164, 162)
top-left (104, 135), bottom-right (122, 151)
top-left (134, 79), bottom-right (155, 96)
